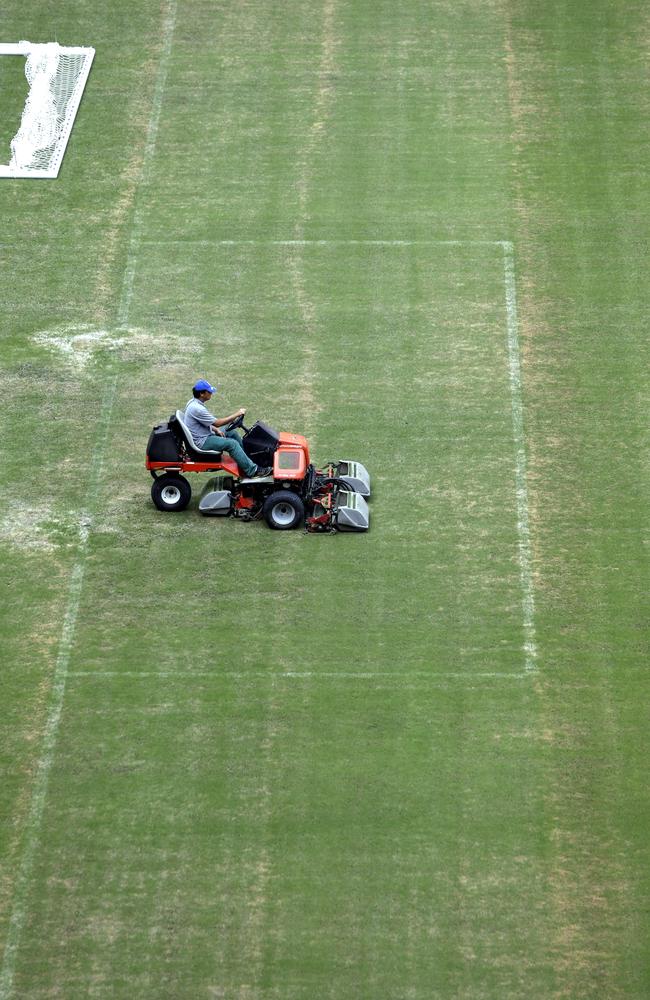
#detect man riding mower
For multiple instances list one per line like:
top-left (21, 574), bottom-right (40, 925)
top-left (145, 380), bottom-right (371, 532)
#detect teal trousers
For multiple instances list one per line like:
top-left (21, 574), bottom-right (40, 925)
top-left (200, 430), bottom-right (257, 477)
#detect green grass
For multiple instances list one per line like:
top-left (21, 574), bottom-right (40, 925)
top-left (0, 1), bottom-right (648, 997)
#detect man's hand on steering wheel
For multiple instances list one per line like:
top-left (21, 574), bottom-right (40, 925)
top-left (225, 410), bottom-right (247, 432)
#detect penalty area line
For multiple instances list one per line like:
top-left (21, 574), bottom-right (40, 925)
top-left (140, 238), bottom-right (510, 247)
top-left (117, 0), bottom-right (176, 328)
top-left (134, 236), bottom-right (538, 674)
top-left (66, 670), bottom-right (533, 681)
top-left (501, 241), bottom-right (537, 672)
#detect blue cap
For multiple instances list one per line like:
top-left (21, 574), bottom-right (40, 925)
top-left (193, 378), bottom-right (217, 393)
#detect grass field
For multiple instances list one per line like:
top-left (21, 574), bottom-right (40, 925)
top-left (1, 1), bottom-right (648, 997)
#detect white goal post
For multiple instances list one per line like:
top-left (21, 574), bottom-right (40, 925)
top-left (0, 41), bottom-right (95, 178)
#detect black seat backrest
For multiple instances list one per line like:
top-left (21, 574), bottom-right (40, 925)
top-left (168, 412), bottom-right (187, 446)
top-left (169, 410), bottom-right (228, 460)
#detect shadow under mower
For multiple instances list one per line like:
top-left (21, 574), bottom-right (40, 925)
top-left (146, 411), bottom-right (370, 532)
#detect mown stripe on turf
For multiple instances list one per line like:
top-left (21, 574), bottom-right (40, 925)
top-left (0, 377), bottom-right (117, 1000)
top-left (0, 3), bottom-right (178, 995)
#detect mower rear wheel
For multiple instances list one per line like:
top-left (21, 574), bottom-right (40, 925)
top-left (263, 490), bottom-right (304, 530)
top-left (151, 473), bottom-right (192, 512)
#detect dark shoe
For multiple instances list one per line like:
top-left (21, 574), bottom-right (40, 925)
top-left (249, 465), bottom-right (273, 478)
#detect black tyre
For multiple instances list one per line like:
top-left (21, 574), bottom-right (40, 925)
top-left (262, 490), bottom-right (304, 530)
top-left (151, 474), bottom-right (192, 512)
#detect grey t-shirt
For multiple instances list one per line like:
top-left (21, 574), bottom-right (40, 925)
top-left (184, 398), bottom-right (216, 447)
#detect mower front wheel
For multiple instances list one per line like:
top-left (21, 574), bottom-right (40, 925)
top-left (151, 473), bottom-right (192, 512)
top-left (263, 490), bottom-right (304, 530)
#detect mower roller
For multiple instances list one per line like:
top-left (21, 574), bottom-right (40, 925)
top-left (145, 411), bottom-right (370, 532)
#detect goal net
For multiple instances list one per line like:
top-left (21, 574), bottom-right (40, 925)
top-left (0, 41), bottom-right (95, 178)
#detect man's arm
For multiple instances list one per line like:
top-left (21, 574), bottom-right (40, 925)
top-left (212, 407), bottom-right (246, 432)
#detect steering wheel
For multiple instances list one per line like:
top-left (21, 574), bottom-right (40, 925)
top-left (225, 413), bottom-right (247, 433)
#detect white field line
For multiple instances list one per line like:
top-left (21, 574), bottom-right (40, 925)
top-left (117, 0), bottom-right (176, 328)
top-left (501, 241), bottom-right (537, 672)
top-left (141, 238), bottom-right (509, 247)
top-left (67, 670), bottom-right (532, 681)
top-left (0, 5), bottom-right (177, 997)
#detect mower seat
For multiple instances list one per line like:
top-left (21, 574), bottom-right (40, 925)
top-left (171, 411), bottom-right (240, 472)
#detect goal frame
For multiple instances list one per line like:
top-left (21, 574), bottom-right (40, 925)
top-left (0, 41), bottom-right (95, 179)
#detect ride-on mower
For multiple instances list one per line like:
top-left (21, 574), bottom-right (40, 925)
top-left (146, 411), bottom-right (370, 532)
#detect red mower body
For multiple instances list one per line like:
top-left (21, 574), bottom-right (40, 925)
top-left (146, 420), bottom-right (309, 481)
top-left (145, 411), bottom-right (369, 531)
top-left (273, 433), bottom-right (310, 480)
